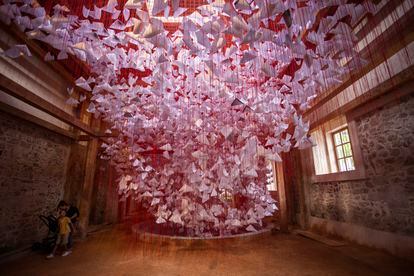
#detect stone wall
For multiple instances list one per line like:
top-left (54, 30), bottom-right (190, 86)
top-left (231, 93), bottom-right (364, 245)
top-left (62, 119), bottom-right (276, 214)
top-left (0, 111), bottom-right (72, 252)
top-left (310, 94), bottom-right (414, 236)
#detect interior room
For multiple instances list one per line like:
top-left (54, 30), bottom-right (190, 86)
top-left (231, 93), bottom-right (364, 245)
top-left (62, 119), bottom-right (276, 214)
top-left (0, 0), bottom-right (413, 275)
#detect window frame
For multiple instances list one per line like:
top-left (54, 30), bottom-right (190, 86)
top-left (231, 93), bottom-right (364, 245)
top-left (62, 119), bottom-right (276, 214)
top-left (311, 120), bottom-right (366, 183)
top-left (332, 127), bottom-right (355, 172)
top-left (266, 160), bottom-right (278, 192)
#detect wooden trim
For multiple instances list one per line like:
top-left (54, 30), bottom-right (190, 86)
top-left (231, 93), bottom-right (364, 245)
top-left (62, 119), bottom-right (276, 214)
top-left (105, 165), bottom-right (118, 224)
top-left (332, 127), bottom-right (355, 172)
top-left (0, 75), bottom-right (99, 136)
top-left (321, 124), bottom-right (332, 173)
top-left (310, 65), bottom-right (414, 130)
top-left (0, 18), bottom-right (94, 127)
top-left (78, 135), bottom-right (92, 141)
top-left (299, 147), bottom-right (314, 229)
top-left (325, 129), bottom-right (338, 173)
top-left (271, 160), bottom-right (278, 191)
top-left (332, 128), bottom-right (344, 171)
top-left (276, 162), bottom-right (288, 232)
top-left (312, 170), bottom-right (366, 183)
top-left (348, 120), bottom-right (366, 178)
top-left (305, 6), bottom-right (414, 116)
top-left (0, 21), bottom-right (86, 84)
top-left (312, 121), bottom-right (366, 183)
top-left (355, 0), bottom-right (406, 40)
top-left (346, 78), bottom-right (414, 121)
top-left (0, 101), bottom-right (77, 139)
top-left (78, 137), bottom-right (100, 238)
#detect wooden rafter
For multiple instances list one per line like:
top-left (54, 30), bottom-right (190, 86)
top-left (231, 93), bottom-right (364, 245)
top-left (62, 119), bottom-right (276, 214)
top-left (0, 74), bottom-right (99, 136)
top-left (305, 4), bottom-right (414, 116)
top-left (309, 64), bottom-right (414, 129)
top-left (0, 100), bottom-right (78, 139)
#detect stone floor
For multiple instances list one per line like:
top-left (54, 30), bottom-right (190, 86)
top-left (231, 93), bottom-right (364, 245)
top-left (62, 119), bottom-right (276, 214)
top-left (0, 225), bottom-right (413, 276)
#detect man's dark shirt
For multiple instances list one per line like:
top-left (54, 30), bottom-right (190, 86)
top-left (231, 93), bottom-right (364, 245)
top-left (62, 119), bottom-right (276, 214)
top-left (66, 206), bottom-right (80, 223)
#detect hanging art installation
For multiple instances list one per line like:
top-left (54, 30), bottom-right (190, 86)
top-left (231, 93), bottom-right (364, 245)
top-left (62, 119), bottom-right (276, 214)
top-left (0, 0), bottom-right (374, 236)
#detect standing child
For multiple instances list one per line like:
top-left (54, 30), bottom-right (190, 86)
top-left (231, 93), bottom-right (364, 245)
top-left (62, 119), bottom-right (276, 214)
top-left (46, 209), bottom-right (73, 259)
top-left (62, 202), bottom-right (79, 250)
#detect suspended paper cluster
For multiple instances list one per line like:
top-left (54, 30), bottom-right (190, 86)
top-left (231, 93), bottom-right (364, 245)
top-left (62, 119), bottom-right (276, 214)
top-left (0, 0), bottom-right (374, 236)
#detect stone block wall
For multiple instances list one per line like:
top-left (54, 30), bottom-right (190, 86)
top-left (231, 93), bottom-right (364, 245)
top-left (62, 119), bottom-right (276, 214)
top-left (310, 94), bottom-right (414, 235)
top-left (0, 111), bottom-right (72, 252)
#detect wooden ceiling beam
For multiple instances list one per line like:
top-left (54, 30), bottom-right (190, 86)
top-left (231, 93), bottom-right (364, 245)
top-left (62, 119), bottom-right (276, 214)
top-left (0, 100), bottom-right (78, 140)
top-left (309, 64), bottom-right (414, 129)
top-left (0, 22), bottom-right (79, 84)
top-left (305, 6), bottom-right (414, 116)
top-left (0, 74), bottom-right (99, 136)
top-left (355, 0), bottom-right (406, 40)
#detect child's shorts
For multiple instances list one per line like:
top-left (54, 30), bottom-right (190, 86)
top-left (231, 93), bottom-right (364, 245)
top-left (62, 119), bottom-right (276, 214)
top-left (56, 233), bottom-right (69, 245)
